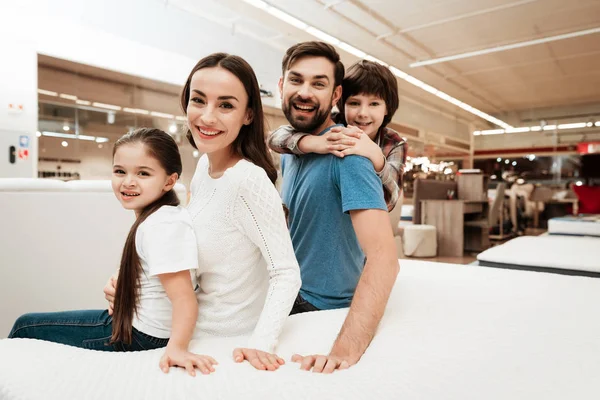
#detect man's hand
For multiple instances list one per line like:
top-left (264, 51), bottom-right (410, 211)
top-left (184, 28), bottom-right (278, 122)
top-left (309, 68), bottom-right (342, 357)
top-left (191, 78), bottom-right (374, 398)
top-left (291, 353), bottom-right (352, 373)
top-left (233, 348), bottom-right (285, 371)
top-left (159, 346), bottom-right (218, 376)
top-left (103, 274), bottom-right (117, 315)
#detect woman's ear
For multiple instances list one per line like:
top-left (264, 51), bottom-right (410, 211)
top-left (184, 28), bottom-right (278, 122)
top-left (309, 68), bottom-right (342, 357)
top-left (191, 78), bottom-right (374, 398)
top-left (243, 109), bottom-right (254, 126)
top-left (163, 173), bottom-right (178, 192)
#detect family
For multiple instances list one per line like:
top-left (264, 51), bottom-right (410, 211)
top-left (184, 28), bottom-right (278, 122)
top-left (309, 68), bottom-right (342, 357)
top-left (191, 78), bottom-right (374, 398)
top-left (8, 41), bottom-right (404, 375)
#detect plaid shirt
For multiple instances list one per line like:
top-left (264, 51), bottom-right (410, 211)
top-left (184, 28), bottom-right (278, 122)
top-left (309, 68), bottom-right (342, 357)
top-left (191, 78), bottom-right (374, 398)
top-left (268, 125), bottom-right (407, 211)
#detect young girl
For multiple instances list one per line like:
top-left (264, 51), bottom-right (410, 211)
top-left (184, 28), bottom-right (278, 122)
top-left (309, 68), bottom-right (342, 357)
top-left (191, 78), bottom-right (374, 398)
top-left (106, 53), bottom-right (302, 372)
top-left (268, 59), bottom-right (407, 211)
top-left (9, 128), bottom-right (215, 376)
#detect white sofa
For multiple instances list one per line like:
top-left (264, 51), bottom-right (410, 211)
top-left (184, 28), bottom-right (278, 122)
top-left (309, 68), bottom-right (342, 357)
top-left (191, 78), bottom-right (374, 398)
top-left (0, 178), bottom-right (187, 337)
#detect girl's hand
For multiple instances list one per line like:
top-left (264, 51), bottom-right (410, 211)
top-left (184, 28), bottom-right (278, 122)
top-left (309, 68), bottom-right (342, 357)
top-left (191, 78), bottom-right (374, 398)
top-left (159, 346), bottom-right (218, 376)
top-left (103, 275), bottom-right (117, 315)
top-left (233, 347), bottom-right (285, 371)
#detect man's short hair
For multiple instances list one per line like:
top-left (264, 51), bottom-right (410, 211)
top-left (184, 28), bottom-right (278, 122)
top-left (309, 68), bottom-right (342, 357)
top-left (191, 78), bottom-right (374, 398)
top-left (338, 60), bottom-right (399, 129)
top-left (282, 41), bottom-right (345, 88)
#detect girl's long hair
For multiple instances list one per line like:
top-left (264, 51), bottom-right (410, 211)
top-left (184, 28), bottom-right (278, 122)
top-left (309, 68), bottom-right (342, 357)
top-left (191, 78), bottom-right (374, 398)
top-left (110, 128), bottom-right (183, 344)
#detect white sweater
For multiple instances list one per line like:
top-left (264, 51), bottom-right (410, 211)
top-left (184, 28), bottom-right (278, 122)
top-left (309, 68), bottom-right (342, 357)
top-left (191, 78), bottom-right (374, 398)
top-left (187, 155), bottom-right (301, 353)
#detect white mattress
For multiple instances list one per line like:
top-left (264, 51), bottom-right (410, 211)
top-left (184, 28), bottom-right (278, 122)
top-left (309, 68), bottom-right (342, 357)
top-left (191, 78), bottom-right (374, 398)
top-left (1, 260), bottom-right (599, 400)
top-left (477, 235), bottom-right (600, 274)
top-left (548, 215), bottom-right (600, 237)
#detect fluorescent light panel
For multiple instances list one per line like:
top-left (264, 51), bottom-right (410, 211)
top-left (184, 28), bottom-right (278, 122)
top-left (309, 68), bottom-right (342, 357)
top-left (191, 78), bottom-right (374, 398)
top-left (410, 26), bottom-right (600, 68)
top-left (41, 131), bottom-right (108, 142)
top-left (476, 121), bottom-right (599, 135)
top-left (38, 89), bottom-right (58, 96)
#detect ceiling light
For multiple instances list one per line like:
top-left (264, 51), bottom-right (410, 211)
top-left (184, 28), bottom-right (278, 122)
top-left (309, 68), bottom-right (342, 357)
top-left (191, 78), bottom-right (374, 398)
top-left (505, 127), bottom-right (530, 133)
top-left (305, 27), bottom-right (340, 45)
top-left (150, 111), bottom-right (175, 119)
top-left (76, 99), bottom-right (91, 106)
top-left (176, 116), bottom-right (187, 122)
top-left (497, 158), bottom-right (502, 162)
top-left (92, 102), bottom-right (122, 111)
top-left (169, 124), bottom-right (178, 134)
top-left (542, 125), bottom-right (557, 131)
top-left (193, 150), bottom-right (200, 158)
top-left (364, 55), bottom-right (388, 66)
top-left (587, 122), bottom-right (593, 127)
top-left (61, 141), bottom-right (68, 147)
top-left (36, 131), bottom-right (42, 137)
top-left (530, 126), bottom-right (542, 131)
top-left (558, 122), bottom-right (587, 130)
top-left (338, 42), bottom-right (367, 58)
top-left (512, 161), bottom-right (517, 166)
top-left (95, 137), bottom-right (109, 143)
top-left (241, 0), bottom-right (268, 9)
top-left (596, 122), bottom-right (600, 127)
top-left (505, 159), bottom-right (510, 164)
top-left (38, 89), bottom-right (58, 96)
top-left (266, 7), bottom-right (308, 30)
top-left (59, 93), bottom-right (78, 101)
top-left (480, 129), bottom-right (505, 135)
top-left (63, 125), bottom-right (70, 131)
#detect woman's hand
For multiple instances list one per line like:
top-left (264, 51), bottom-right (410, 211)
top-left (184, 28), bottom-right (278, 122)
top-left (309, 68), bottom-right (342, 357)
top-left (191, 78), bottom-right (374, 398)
top-left (160, 346), bottom-right (218, 376)
top-left (233, 347), bottom-right (285, 371)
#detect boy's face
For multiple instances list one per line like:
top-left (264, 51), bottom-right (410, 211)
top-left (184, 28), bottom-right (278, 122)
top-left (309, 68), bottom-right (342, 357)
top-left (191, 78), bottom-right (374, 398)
top-left (344, 93), bottom-right (387, 140)
top-left (279, 56), bottom-right (341, 133)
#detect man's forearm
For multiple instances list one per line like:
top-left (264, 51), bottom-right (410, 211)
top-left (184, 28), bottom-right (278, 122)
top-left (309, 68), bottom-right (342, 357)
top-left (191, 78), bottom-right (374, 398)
top-left (329, 254), bottom-right (399, 362)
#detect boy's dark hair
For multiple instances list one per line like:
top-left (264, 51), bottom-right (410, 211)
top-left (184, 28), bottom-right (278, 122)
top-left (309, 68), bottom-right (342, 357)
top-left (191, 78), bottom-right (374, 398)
top-left (281, 41), bottom-right (345, 88)
top-left (337, 60), bottom-right (399, 131)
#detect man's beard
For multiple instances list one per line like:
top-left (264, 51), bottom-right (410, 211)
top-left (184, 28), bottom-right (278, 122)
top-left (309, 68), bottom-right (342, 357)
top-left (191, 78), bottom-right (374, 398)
top-left (282, 96), bottom-right (333, 133)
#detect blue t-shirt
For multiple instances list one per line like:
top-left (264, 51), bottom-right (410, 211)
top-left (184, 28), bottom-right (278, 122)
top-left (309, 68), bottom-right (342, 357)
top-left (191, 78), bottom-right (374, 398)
top-left (280, 125), bottom-right (387, 310)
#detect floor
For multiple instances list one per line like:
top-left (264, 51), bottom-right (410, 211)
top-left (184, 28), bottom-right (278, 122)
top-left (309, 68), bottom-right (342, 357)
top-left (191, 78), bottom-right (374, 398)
top-left (398, 228), bottom-right (547, 265)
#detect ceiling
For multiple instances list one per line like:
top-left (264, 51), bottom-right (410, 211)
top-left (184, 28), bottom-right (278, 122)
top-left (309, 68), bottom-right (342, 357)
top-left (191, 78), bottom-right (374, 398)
top-left (203, 0), bottom-right (600, 128)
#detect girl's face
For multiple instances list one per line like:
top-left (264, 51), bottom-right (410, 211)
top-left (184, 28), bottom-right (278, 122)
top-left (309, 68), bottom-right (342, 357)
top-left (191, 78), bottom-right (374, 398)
top-left (186, 66), bottom-right (253, 156)
top-left (344, 93), bottom-right (387, 140)
top-left (111, 143), bottom-right (177, 216)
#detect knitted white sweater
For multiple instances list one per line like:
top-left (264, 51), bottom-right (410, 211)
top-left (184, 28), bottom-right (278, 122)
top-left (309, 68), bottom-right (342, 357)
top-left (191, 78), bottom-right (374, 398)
top-left (187, 155), bottom-right (301, 352)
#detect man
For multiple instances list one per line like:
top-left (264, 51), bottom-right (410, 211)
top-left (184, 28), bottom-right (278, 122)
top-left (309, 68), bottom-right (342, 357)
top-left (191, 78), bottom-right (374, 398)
top-left (273, 41), bottom-right (399, 373)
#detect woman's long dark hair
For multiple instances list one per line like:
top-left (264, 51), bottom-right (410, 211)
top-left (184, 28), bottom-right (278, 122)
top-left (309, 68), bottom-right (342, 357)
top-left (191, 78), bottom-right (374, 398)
top-left (180, 53), bottom-right (277, 185)
top-left (110, 128), bottom-right (183, 344)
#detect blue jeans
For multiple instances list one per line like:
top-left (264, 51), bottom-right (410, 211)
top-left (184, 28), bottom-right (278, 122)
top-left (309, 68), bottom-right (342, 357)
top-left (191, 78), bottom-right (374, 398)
top-left (8, 309), bottom-right (169, 352)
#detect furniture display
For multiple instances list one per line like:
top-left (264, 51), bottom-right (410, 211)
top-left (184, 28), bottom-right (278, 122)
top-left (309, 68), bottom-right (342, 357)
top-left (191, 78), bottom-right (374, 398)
top-left (548, 215), bottom-right (600, 237)
top-left (476, 235), bottom-right (600, 277)
top-left (2, 259), bottom-right (599, 399)
top-left (420, 199), bottom-right (489, 256)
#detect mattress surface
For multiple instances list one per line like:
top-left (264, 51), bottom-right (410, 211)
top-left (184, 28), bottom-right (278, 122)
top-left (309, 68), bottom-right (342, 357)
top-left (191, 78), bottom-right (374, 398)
top-left (477, 235), bottom-right (600, 273)
top-left (548, 215), bottom-right (600, 237)
top-left (1, 260), bottom-right (599, 400)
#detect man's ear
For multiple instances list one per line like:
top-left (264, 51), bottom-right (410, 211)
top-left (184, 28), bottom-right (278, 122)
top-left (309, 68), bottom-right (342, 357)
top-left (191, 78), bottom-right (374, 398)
top-left (164, 173), bottom-right (178, 192)
top-left (243, 108), bottom-right (254, 126)
top-left (332, 85), bottom-right (342, 107)
top-left (278, 76), bottom-right (284, 100)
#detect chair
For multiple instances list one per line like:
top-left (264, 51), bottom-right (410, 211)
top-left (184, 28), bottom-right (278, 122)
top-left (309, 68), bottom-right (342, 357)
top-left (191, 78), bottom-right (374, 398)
top-left (464, 183), bottom-right (510, 241)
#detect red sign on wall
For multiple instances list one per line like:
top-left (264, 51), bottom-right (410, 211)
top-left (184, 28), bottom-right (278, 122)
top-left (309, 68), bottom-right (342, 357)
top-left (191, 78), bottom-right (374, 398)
top-left (577, 142), bottom-right (600, 154)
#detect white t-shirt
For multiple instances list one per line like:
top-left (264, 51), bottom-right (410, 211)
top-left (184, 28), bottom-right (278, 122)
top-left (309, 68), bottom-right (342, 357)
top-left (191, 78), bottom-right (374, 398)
top-left (187, 155), bottom-right (301, 353)
top-left (132, 205), bottom-right (199, 339)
